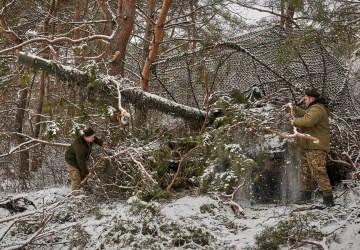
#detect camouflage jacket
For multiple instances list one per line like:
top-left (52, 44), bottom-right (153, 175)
top-left (293, 100), bottom-right (331, 152)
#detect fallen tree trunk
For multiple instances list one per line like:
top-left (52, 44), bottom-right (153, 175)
top-left (17, 52), bottom-right (209, 123)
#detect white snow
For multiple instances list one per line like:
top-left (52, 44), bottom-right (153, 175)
top-left (1, 184), bottom-right (359, 249)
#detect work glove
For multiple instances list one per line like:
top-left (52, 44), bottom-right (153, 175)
top-left (80, 169), bottom-right (89, 179)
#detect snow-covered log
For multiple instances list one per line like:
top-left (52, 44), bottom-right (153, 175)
top-left (17, 53), bottom-right (210, 124)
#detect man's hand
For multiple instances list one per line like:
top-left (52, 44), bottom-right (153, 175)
top-left (102, 142), bottom-right (108, 148)
top-left (282, 103), bottom-right (293, 110)
top-left (80, 169), bottom-right (89, 179)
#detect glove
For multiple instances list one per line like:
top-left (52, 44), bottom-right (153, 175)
top-left (80, 169), bottom-right (89, 179)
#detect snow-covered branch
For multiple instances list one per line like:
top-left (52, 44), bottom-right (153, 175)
top-left (17, 53), bottom-right (209, 123)
top-left (243, 119), bottom-right (320, 144)
top-left (128, 147), bottom-right (156, 183)
top-left (0, 35), bottom-right (111, 54)
top-left (110, 78), bottom-right (131, 123)
top-left (0, 132), bottom-right (70, 159)
top-left (220, 178), bottom-right (245, 217)
top-left (82, 146), bottom-right (156, 189)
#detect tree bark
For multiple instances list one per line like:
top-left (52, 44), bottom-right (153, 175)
top-left (109, 0), bottom-right (136, 76)
top-left (15, 86), bottom-right (30, 187)
top-left (1, 8), bottom-right (30, 187)
top-left (96, 0), bottom-right (114, 35)
top-left (140, 0), bottom-right (173, 91)
top-left (31, 72), bottom-right (46, 172)
top-left (17, 53), bottom-right (210, 124)
top-left (135, 0), bottom-right (172, 126)
top-left (31, 0), bottom-right (58, 172)
top-left (142, 0), bottom-right (156, 64)
top-left (280, 0), bottom-right (303, 28)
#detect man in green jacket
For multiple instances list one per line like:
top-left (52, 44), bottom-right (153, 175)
top-left (65, 128), bottom-right (107, 192)
top-left (287, 88), bottom-right (334, 207)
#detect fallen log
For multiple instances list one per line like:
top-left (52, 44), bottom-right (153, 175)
top-left (17, 52), bottom-right (210, 123)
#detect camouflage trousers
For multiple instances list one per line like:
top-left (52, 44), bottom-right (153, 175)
top-left (66, 163), bottom-right (82, 191)
top-left (300, 149), bottom-right (332, 192)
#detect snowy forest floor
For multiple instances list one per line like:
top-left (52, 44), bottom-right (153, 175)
top-left (1, 180), bottom-right (360, 250)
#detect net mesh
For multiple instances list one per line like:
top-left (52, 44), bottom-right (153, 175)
top-left (149, 26), bottom-right (358, 118)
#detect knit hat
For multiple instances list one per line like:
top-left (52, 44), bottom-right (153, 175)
top-left (305, 88), bottom-right (320, 98)
top-left (83, 128), bottom-right (95, 137)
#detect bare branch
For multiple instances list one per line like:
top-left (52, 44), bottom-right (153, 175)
top-left (0, 35), bottom-right (111, 55)
top-left (166, 144), bottom-right (200, 191)
top-left (220, 178), bottom-right (245, 217)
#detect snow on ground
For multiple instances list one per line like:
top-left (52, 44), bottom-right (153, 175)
top-left (1, 184), bottom-right (360, 249)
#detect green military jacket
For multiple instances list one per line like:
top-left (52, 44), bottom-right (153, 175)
top-left (293, 101), bottom-right (331, 152)
top-left (65, 136), bottom-right (104, 175)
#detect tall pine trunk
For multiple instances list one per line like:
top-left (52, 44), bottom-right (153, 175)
top-left (15, 86), bottom-right (30, 189)
top-left (135, 0), bottom-right (173, 126)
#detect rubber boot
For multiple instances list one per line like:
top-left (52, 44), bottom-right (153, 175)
top-left (321, 191), bottom-right (335, 207)
top-left (295, 191), bottom-right (312, 204)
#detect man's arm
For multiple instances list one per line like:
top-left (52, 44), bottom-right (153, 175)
top-left (69, 138), bottom-right (89, 175)
top-left (94, 136), bottom-right (107, 148)
top-left (293, 106), bottom-right (322, 127)
top-left (293, 105), bottom-right (306, 117)
top-left (74, 147), bottom-right (89, 176)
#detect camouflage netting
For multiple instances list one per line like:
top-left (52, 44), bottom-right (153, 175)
top-left (149, 26), bottom-right (359, 118)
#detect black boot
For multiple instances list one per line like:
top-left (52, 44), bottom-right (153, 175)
top-left (295, 191), bottom-right (312, 204)
top-left (322, 191), bottom-right (335, 207)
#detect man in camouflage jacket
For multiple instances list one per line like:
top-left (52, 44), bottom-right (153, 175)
top-left (65, 128), bottom-right (107, 191)
top-left (290, 88), bottom-right (334, 207)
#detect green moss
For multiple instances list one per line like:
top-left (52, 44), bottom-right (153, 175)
top-left (19, 72), bottom-right (32, 87)
top-left (0, 61), bottom-right (10, 76)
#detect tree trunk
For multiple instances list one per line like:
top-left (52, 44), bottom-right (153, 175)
top-left (1, 9), bottom-right (30, 188)
top-left (17, 53), bottom-right (210, 125)
top-left (142, 0), bottom-right (156, 64)
top-left (189, 0), bottom-right (198, 50)
top-left (31, 0), bottom-right (58, 172)
top-left (136, 0), bottom-right (173, 126)
top-left (109, 0), bottom-right (136, 76)
top-left (280, 0), bottom-right (302, 28)
top-left (31, 72), bottom-right (46, 172)
top-left (96, 0), bottom-right (114, 35)
top-left (140, 0), bottom-right (173, 91)
top-left (15, 86), bottom-right (30, 188)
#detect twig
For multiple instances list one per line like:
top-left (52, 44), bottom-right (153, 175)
top-left (244, 121), bottom-right (320, 144)
top-left (295, 237), bottom-right (328, 250)
top-left (110, 79), bottom-right (130, 123)
top-left (166, 144), bottom-right (200, 191)
top-left (220, 178), bottom-right (245, 217)
top-left (128, 147), bottom-right (156, 183)
top-left (332, 122), bottom-right (360, 180)
top-left (1, 35), bottom-right (111, 54)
